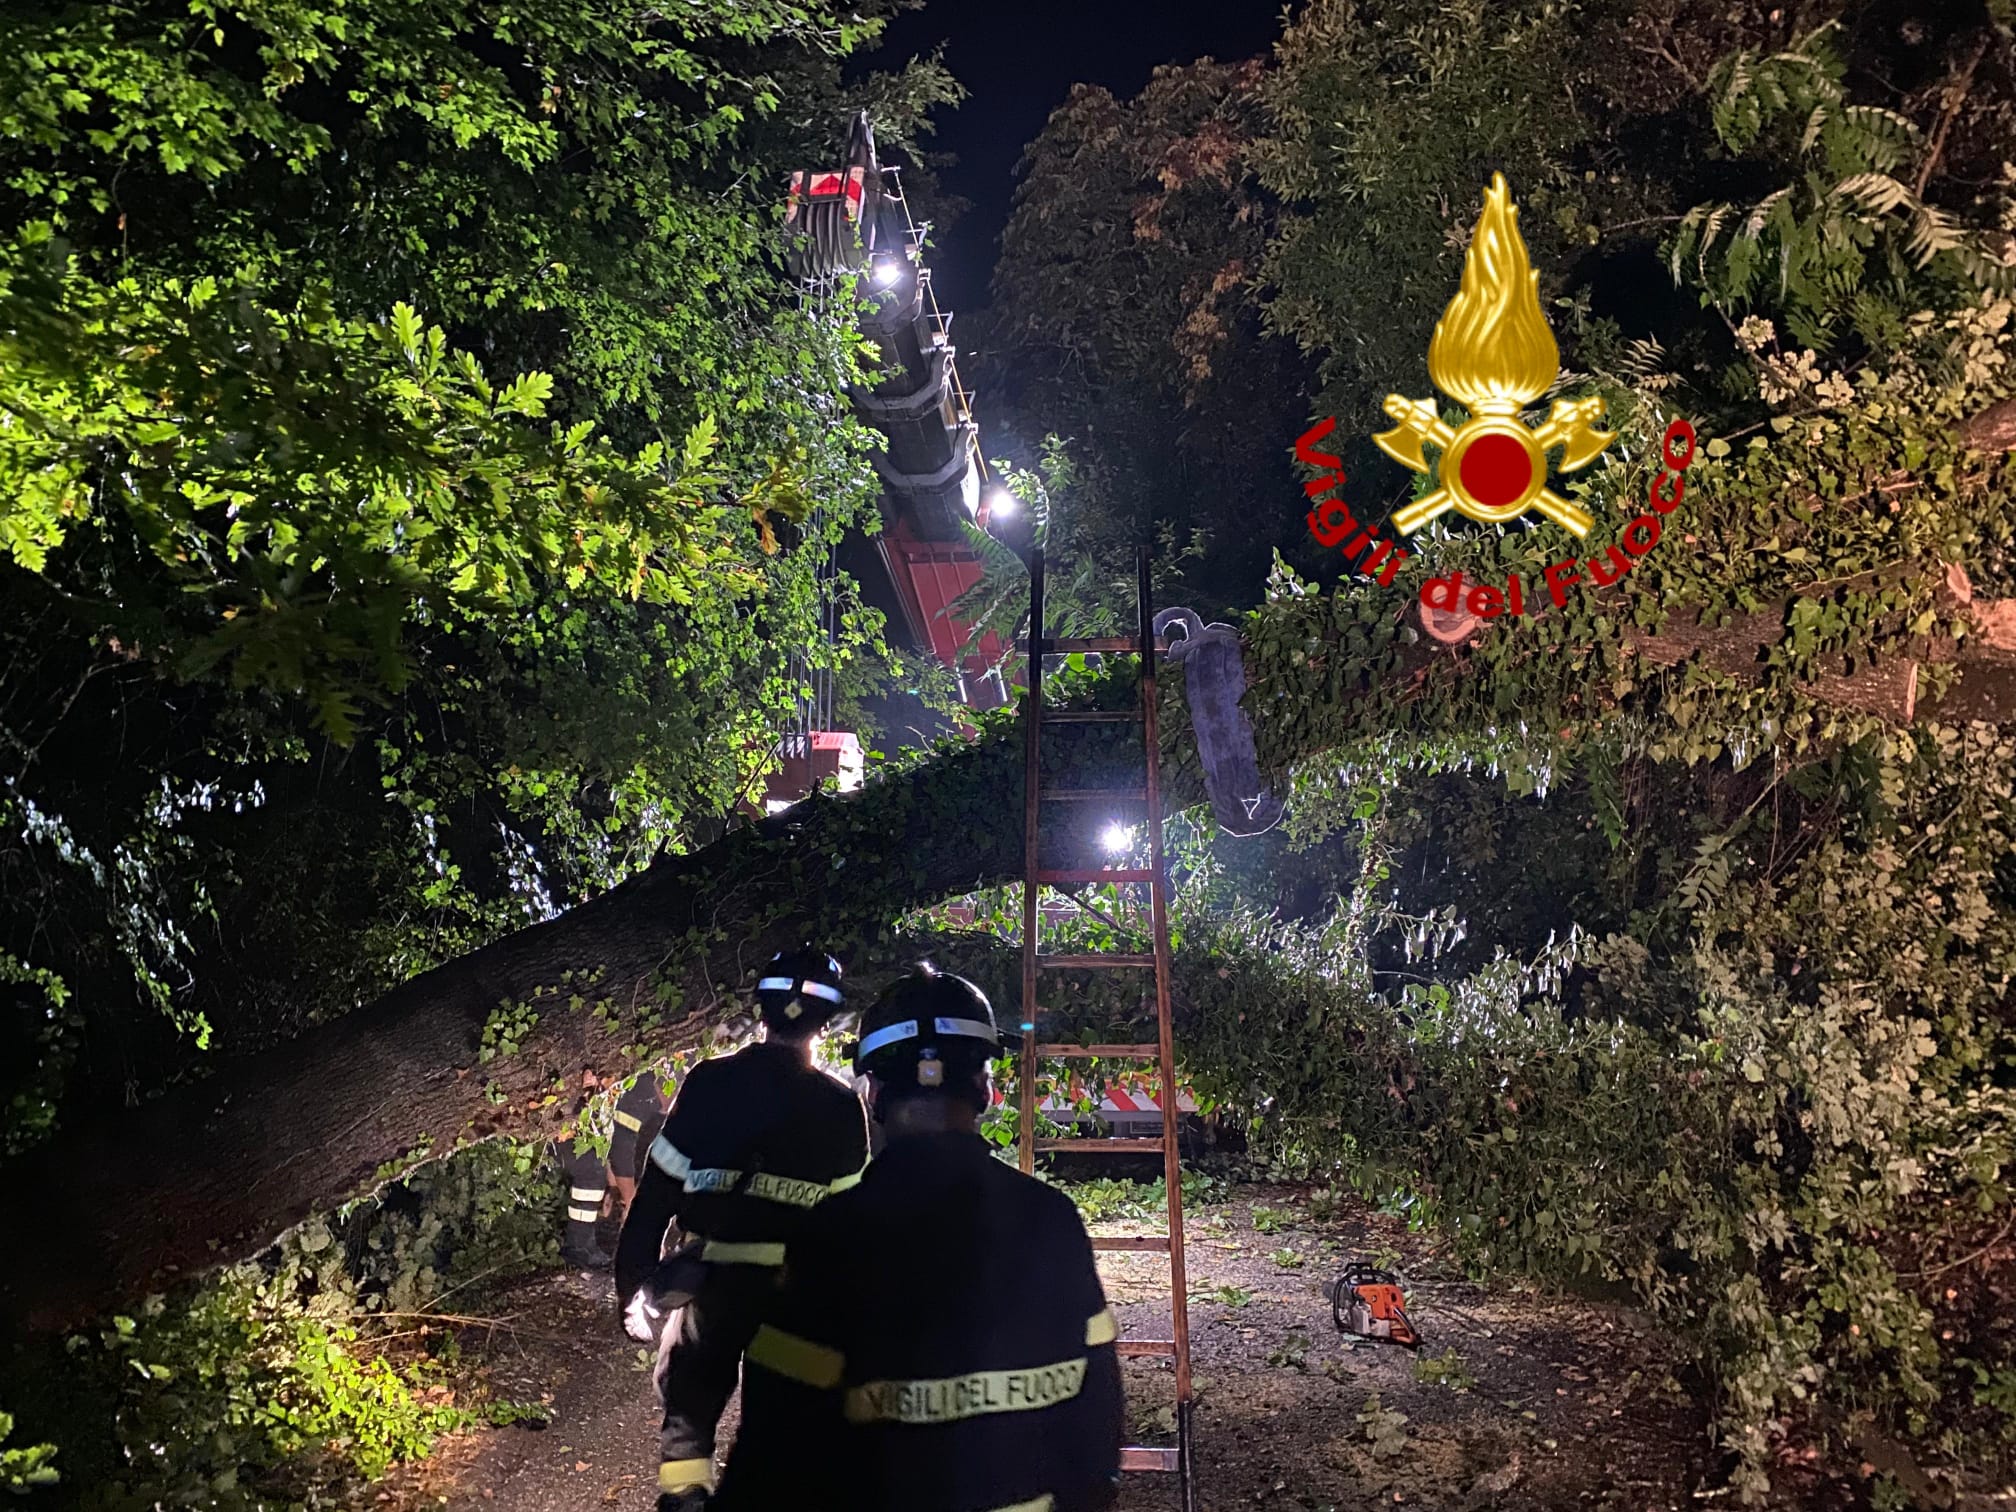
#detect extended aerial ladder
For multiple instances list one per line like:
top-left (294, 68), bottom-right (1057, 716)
top-left (1017, 546), bottom-right (1196, 1512)
top-left (785, 117), bottom-right (1201, 1501)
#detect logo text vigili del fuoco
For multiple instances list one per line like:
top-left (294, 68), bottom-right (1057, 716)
top-left (1299, 174), bottom-right (1698, 619)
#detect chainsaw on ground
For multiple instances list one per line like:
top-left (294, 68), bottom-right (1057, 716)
top-left (1326, 1263), bottom-right (1421, 1349)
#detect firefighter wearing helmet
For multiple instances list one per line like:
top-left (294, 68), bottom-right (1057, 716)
top-left (614, 947), bottom-right (868, 1512)
top-left (713, 964), bottom-right (1124, 1512)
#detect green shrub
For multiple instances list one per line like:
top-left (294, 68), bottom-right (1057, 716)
top-left (17, 1139), bottom-right (556, 1509)
top-left (0, 1412), bottom-right (58, 1493)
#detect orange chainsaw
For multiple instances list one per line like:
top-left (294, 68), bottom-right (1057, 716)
top-left (1327, 1263), bottom-right (1420, 1349)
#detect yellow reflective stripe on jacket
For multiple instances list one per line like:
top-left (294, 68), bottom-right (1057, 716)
top-left (658, 1458), bottom-right (714, 1493)
top-left (649, 1135), bottom-right (691, 1182)
top-left (613, 1110), bottom-right (644, 1132)
top-left (678, 1167), bottom-right (861, 1207)
top-left (828, 1168), bottom-right (865, 1195)
top-left (566, 1206), bottom-right (601, 1223)
top-left (744, 1171), bottom-right (841, 1208)
top-left (987, 1499), bottom-right (1055, 1512)
top-left (700, 1239), bottom-right (787, 1266)
top-left (568, 1186), bottom-right (605, 1203)
top-left (1085, 1308), bottom-right (1118, 1347)
top-left (683, 1165), bottom-right (742, 1193)
top-left (843, 1357), bottom-right (1088, 1426)
top-left (746, 1324), bottom-right (845, 1389)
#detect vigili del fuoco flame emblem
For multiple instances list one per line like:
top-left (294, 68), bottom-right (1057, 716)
top-left (1376, 174), bottom-right (1613, 537)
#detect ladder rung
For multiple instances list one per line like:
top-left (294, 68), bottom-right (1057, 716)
top-left (1020, 636), bottom-right (1168, 655)
top-left (1092, 1236), bottom-right (1170, 1253)
top-left (1037, 955), bottom-right (1155, 970)
top-left (1119, 1446), bottom-right (1181, 1472)
top-left (1044, 710), bottom-right (1143, 723)
top-left (1115, 1338), bottom-right (1178, 1356)
top-left (1034, 1137), bottom-right (1165, 1153)
top-left (1035, 868), bottom-right (1155, 885)
top-left (1034, 1041), bottom-right (1160, 1057)
top-left (1040, 788), bottom-right (1147, 802)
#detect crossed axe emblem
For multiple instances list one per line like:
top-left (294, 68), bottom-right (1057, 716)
top-left (1375, 394), bottom-right (1612, 538)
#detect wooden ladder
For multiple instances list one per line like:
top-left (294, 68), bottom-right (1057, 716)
top-left (1016, 545), bottom-right (1197, 1512)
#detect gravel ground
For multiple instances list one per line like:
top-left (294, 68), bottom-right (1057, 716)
top-left (1097, 1187), bottom-right (1707, 1511)
top-left (387, 1185), bottom-right (1713, 1512)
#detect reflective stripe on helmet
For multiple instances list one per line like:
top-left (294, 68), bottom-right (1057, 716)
top-left (612, 1110), bottom-right (643, 1131)
top-left (858, 1014), bottom-right (997, 1064)
top-left (757, 976), bottom-right (843, 1004)
top-left (934, 1015), bottom-right (1000, 1045)
top-left (856, 1018), bottom-right (919, 1060)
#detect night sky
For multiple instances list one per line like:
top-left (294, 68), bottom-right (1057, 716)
top-left (870, 0), bottom-right (1287, 310)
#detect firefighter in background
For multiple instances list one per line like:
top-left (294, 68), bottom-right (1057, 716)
top-left (713, 964), bottom-right (1124, 1512)
top-left (558, 1068), bottom-right (673, 1270)
top-left (615, 948), bottom-right (868, 1512)
top-left (610, 1067), bottom-right (673, 1213)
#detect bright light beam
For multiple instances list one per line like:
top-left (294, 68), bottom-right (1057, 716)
top-left (869, 256), bottom-right (904, 288)
top-left (985, 487), bottom-right (1018, 518)
top-left (1099, 821), bottom-right (1135, 855)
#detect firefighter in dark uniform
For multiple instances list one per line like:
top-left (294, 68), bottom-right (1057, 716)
top-left (614, 948), bottom-right (868, 1511)
top-left (713, 964), bottom-right (1125, 1512)
top-left (609, 1067), bottom-right (673, 1212)
top-left (559, 1069), bottom-right (672, 1269)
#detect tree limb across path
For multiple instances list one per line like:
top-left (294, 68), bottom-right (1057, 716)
top-left (0, 732), bottom-right (1035, 1333)
top-left (7, 564), bottom-right (2016, 1335)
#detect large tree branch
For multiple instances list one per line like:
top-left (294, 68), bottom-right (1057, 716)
top-left (10, 543), bottom-right (2016, 1334)
top-left (0, 700), bottom-right (1216, 1335)
top-left (1399, 561), bottom-right (2016, 727)
top-left (1957, 394), bottom-right (2016, 454)
top-left (0, 734), bottom-right (1004, 1334)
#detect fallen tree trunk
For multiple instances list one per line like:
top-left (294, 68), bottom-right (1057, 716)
top-left (1389, 565), bottom-right (2016, 726)
top-left (0, 729), bottom-right (1031, 1334)
top-left (9, 557), bottom-right (2016, 1334)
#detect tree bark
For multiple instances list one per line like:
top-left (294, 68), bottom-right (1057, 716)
top-left (1957, 394), bottom-right (2016, 454)
top-left (0, 732), bottom-right (1039, 1334)
top-left (1410, 564), bottom-right (2016, 725)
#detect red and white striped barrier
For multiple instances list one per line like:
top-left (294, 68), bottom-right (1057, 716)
top-left (990, 1077), bottom-right (1198, 1116)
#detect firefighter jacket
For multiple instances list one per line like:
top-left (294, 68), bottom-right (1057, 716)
top-left (614, 1040), bottom-right (868, 1304)
top-left (712, 1130), bottom-right (1125, 1512)
top-left (607, 1073), bottom-right (668, 1180)
top-left (613, 1073), bottom-right (666, 1141)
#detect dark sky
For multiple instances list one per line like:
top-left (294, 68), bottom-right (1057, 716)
top-left (869, 0), bottom-right (1287, 309)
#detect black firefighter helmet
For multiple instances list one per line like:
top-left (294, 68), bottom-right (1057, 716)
top-left (852, 964), bottom-right (1002, 1112)
top-left (756, 947), bottom-right (846, 1033)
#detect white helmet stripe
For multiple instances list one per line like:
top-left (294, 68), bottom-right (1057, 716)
top-left (856, 1019), bottom-right (919, 1060)
top-left (757, 977), bottom-right (844, 1004)
top-left (933, 1015), bottom-right (1000, 1046)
